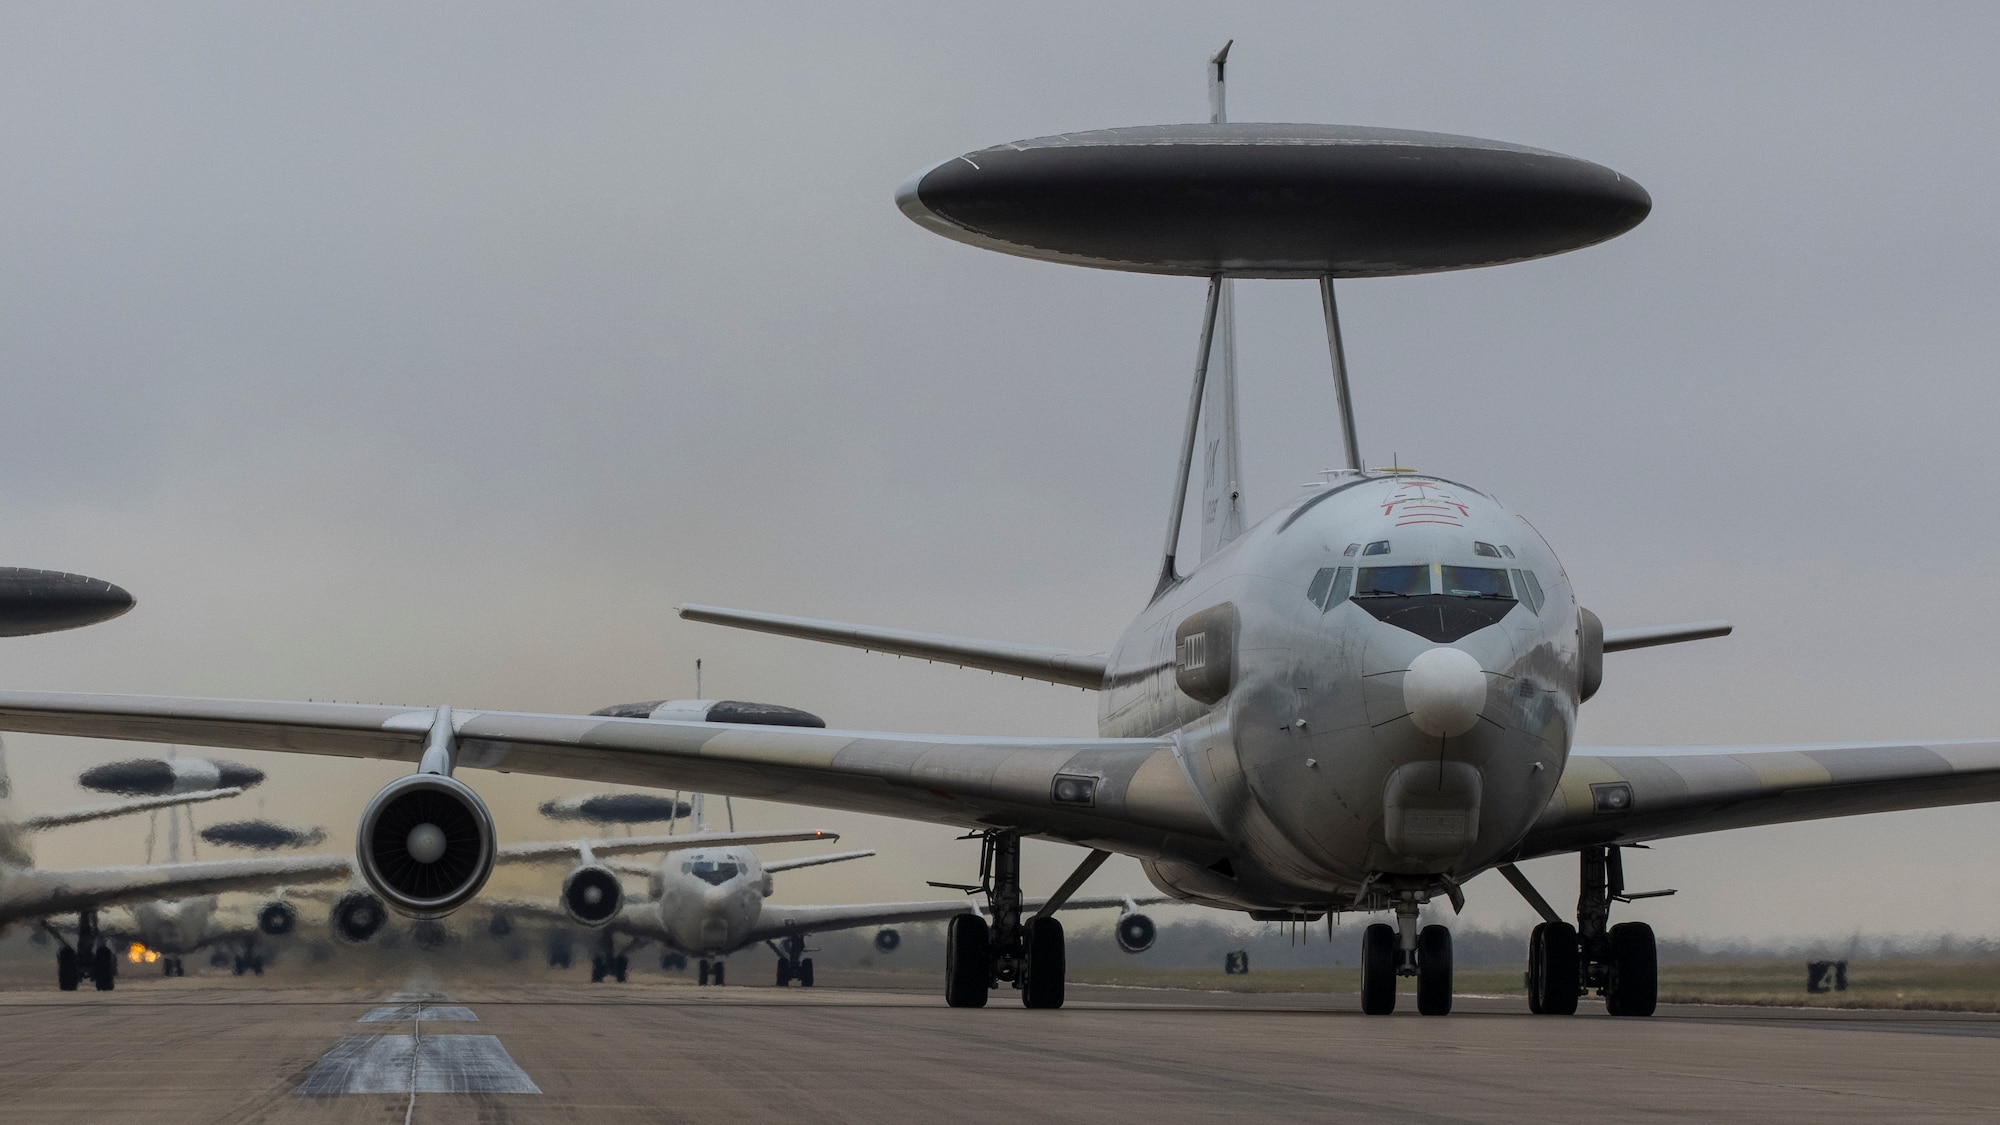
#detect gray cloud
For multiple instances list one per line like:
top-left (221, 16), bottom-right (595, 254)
top-left (3, 3), bottom-right (1998, 941)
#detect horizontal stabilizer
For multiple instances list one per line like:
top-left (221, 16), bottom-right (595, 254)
top-left (1602, 620), bottom-right (1732, 653)
top-left (678, 604), bottom-right (1109, 690)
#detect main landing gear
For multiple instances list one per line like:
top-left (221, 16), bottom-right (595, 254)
top-left (47, 911), bottom-right (116, 992)
top-left (772, 936), bottom-right (815, 987)
top-left (698, 959), bottom-right (726, 986)
top-left (1359, 893), bottom-right (1454, 1016)
top-left (587, 930), bottom-right (634, 983)
top-left (941, 830), bottom-right (1095, 1010)
top-left (1510, 845), bottom-right (1666, 1017)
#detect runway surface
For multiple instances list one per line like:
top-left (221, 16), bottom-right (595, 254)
top-left (4, 970), bottom-right (1998, 1123)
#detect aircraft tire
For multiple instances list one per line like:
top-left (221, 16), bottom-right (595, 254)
top-left (91, 946), bottom-right (116, 991)
top-left (1022, 916), bottom-right (1065, 1010)
top-left (1360, 924), bottom-right (1397, 1015)
top-left (943, 914), bottom-right (989, 1008)
top-left (712, 961), bottom-right (724, 987)
top-left (776, 958), bottom-right (793, 987)
top-left (1528, 921), bottom-right (1580, 1015)
top-left (1416, 925), bottom-right (1453, 1016)
top-left (1605, 922), bottom-right (1657, 1017)
top-left (698, 959), bottom-right (710, 986)
top-left (590, 955), bottom-right (607, 983)
top-left (251, 957), bottom-right (264, 977)
top-left (613, 956), bottom-right (628, 983)
top-left (798, 958), bottom-right (814, 988)
top-left (57, 947), bottom-right (79, 992)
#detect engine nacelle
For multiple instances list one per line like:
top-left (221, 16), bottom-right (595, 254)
top-left (874, 928), bottom-right (901, 954)
top-left (355, 773), bottom-right (496, 918)
top-left (1115, 912), bottom-right (1157, 954)
top-left (256, 900), bottom-right (297, 937)
top-left (331, 891), bottom-right (388, 944)
top-left (560, 864), bottom-right (624, 926)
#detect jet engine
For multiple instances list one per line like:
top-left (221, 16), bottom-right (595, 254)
top-left (1115, 911), bottom-right (1157, 954)
top-left (355, 773), bottom-right (496, 918)
top-left (874, 928), bottom-right (901, 954)
top-left (256, 900), bottom-right (297, 937)
top-left (331, 891), bottom-right (388, 944)
top-left (561, 865), bottom-right (624, 926)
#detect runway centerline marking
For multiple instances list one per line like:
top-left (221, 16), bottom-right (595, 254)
top-left (362, 1004), bottom-right (478, 1022)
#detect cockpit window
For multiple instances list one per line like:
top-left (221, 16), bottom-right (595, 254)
top-left (1439, 565), bottom-right (1513, 599)
top-left (1342, 543), bottom-right (1360, 556)
top-left (1306, 567), bottom-right (1334, 607)
top-left (1362, 540), bottom-right (1391, 556)
top-left (1306, 567), bottom-right (1355, 611)
top-left (1521, 570), bottom-right (1546, 612)
top-left (1500, 545), bottom-right (1516, 558)
top-left (1355, 565), bottom-right (1431, 597)
top-left (1473, 542), bottom-right (1501, 558)
top-left (683, 860), bottom-right (740, 886)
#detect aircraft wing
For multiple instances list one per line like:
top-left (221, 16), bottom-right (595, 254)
top-left (23, 786), bottom-right (244, 831)
top-left (0, 853), bottom-right (353, 927)
top-left (1511, 739), bottom-right (2000, 859)
top-left (0, 691), bottom-right (1224, 859)
top-left (1023, 892), bottom-right (1171, 912)
top-left (495, 830), bottom-right (840, 865)
top-left (744, 900), bottom-right (975, 943)
top-left (762, 849), bottom-right (874, 874)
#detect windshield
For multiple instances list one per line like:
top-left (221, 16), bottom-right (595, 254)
top-left (683, 859), bottom-right (740, 886)
top-left (1439, 565), bottom-right (1514, 598)
top-left (1354, 565), bottom-right (1431, 597)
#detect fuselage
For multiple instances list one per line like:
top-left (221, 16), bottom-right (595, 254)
top-left (646, 845), bottom-right (770, 957)
top-left (1100, 472), bottom-right (1579, 913)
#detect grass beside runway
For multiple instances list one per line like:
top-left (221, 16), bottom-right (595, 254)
top-left (1069, 959), bottom-right (2000, 1012)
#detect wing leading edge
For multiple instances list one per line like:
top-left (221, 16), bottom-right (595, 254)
top-left (0, 690), bottom-right (1224, 861)
top-left (1514, 739), bottom-right (2000, 859)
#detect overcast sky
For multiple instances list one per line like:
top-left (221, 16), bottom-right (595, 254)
top-left (4, 3), bottom-right (1999, 945)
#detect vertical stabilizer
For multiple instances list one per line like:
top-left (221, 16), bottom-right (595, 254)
top-left (1199, 42), bottom-right (1245, 560)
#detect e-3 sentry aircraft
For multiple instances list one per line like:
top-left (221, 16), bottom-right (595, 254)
top-left (0, 748), bottom-right (351, 990)
top-left (493, 784), bottom-right (1161, 988)
top-left (3, 51), bottom-right (1997, 1017)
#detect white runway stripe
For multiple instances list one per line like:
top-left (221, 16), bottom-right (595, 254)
top-left (361, 1005), bottom-right (478, 1022)
top-left (297, 1034), bottom-right (540, 1095)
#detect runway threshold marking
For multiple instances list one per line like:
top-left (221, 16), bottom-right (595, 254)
top-left (297, 992), bottom-right (539, 1098)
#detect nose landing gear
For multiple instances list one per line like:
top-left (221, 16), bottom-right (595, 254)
top-left (1359, 894), bottom-right (1454, 1015)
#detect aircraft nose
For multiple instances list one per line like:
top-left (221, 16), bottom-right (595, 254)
top-left (0, 568), bottom-right (134, 636)
top-left (1402, 647), bottom-right (1488, 737)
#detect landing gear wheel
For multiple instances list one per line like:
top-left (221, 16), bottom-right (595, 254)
top-left (1416, 924), bottom-right (1453, 1016)
top-left (797, 958), bottom-right (814, 988)
top-left (944, 913), bottom-right (990, 1009)
top-left (776, 958), bottom-right (793, 987)
top-left (91, 946), bottom-right (116, 991)
top-left (1022, 916), bottom-right (1065, 1010)
top-left (612, 955), bottom-right (628, 983)
top-left (1605, 922), bottom-right (1657, 1017)
top-left (590, 955), bottom-right (607, 983)
top-left (1528, 921), bottom-right (1580, 1015)
top-left (697, 959), bottom-right (711, 986)
top-left (250, 957), bottom-right (264, 977)
top-left (1360, 923), bottom-right (1397, 1015)
top-left (712, 961), bottom-right (724, 987)
top-left (57, 947), bottom-right (79, 992)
